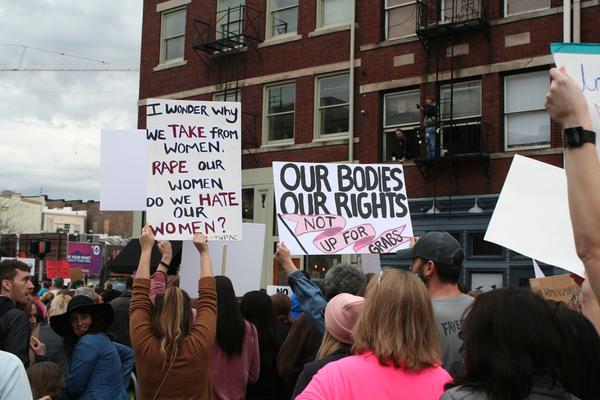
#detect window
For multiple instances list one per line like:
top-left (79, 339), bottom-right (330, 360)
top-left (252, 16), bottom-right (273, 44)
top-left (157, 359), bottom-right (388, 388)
top-left (440, 81), bottom-right (481, 121)
top-left (383, 90), bottom-right (421, 161)
top-left (265, 83), bottom-right (295, 143)
top-left (217, 0), bottom-right (244, 39)
top-left (469, 232), bottom-right (503, 257)
top-left (160, 8), bottom-right (186, 63)
top-left (441, 0), bottom-right (481, 23)
top-left (316, 74), bottom-right (350, 137)
top-left (470, 272), bottom-right (504, 290)
top-left (318, 0), bottom-right (353, 28)
top-left (268, 0), bottom-right (298, 38)
top-left (213, 90), bottom-right (241, 102)
top-left (385, 1), bottom-right (417, 39)
top-left (504, 71), bottom-right (550, 150)
top-left (505, 0), bottom-right (549, 16)
top-left (242, 188), bottom-right (254, 222)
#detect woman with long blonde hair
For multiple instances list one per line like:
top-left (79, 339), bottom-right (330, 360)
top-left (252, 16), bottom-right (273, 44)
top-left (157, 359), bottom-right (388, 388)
top-left (130, 227), bottom-right (216, 400)
top-left (296, 269), bottom-right (451, 400)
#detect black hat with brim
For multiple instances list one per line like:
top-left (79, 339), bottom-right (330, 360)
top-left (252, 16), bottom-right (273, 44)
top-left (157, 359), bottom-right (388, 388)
top-left (396, 231), bottom-right (462, 266)
top-left (50, 295), bottom-right (114, 338)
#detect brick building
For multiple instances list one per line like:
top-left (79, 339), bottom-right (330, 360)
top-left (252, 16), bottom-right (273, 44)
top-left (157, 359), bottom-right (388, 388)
top-left (138, 0), bottom-right (600, 289)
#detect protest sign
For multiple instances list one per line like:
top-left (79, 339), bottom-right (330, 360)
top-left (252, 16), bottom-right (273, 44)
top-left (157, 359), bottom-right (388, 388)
top-left (67, 243), bottom-right (103, 275)
top-left (145, 99), bottom-right (242, 240)
top-left (70, 267), bottom-right (84, 282)
top-left (266, 285), bottom-right (292, 297)
top-left (485, 155), bottom-right (584, 277)
top-left (552, 43), bottom-right (600, 160)
top-left (530, 274), bottom-right (581, 308)
top-left (179, 223), bottom-right (265, 297)
top-left (358, 253), bottom-right (382, 274)
top-left (532, 259), bottom-right (545, 278)
top-left (1, 257), bottom-right (36, 276)
top-left (273, 162), bottom-right (413, 255)
top-left (46, 260), bottom-right (70, 279)
top-left (100, 129), bottom-right (146, 211)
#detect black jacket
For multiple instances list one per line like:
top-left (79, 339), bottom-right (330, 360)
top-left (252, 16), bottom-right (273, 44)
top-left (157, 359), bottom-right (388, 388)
top-left (110, 290), bottom-right (132, 347)
top-left (292, 346), bottom-right (351, 398)
top-left (0, 296), bottom-right (30, 366)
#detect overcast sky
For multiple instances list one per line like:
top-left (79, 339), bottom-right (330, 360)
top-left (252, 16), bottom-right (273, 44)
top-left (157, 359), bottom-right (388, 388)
top-left (0, 1), bottom-right (142, 201)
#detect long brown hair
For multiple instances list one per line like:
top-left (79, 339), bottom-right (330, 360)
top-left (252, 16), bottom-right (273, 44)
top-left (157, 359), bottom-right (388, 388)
top-left (316, 331), bottom-right (344, 360)
top-left (352, 269), bottom-right (440, 371)
top-left (151, 286), bottom-right (192, 365)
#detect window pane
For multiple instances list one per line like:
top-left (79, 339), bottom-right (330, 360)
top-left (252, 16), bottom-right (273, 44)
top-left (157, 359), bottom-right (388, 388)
top-left (306, 255), bottom-right (342, 282)
top-left (268, 85), bottom-right (295, 114)
top-left (387, 0), bottom-right (414, 6)
top-left (441, 0), bottom-right (481, 22)
top-left (320, 75), bottom-right (349, 106)
top-left (470, 233), bottom-right (503, 256)
top-left (387, 4), bottom-right (416, 39)
top-left (506, 111), bottom-right (550, 148)
top-left (507, 0), bottom-right (549, 15)
top-left (165, 10), bottom-right (186, 39)
top-left (215, 91), bottom-right (241, 102)
top-left (272, 7), bottom-right (298, 35)
top-left (323, 0), bottom-right (352, 26)
top-left (219, 0), bottom-right (244, 11)
top-left (321, 105), bottom-right (349, 135)
top-left (384, 91), bottom-right (420, 127)
top-left (268, 113), bottom-right (294, 141)
top-left (242, 188), bottom-right (254, 221)
top-left (165, 36), bottom-right (184, 60)
top-left (441, 82), bottom-right (481, 119)
top-left (221, 21), bottom-right (243, 36)
top-left (272, 0), bottom-right (298, 9)
top-left (505, 71), bottom-right (548, 113)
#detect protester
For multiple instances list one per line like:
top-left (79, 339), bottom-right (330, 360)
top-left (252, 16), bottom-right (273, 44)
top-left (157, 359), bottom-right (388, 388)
top-left (40, 291), bottom-right (54, 307)
top-left (396, 231), bottom-right (473, 376)
top-left (27, 361), bottom-right (64, 400)
top-left (110, 275), bottom-right (133, 347)
top-left (25, 298), bottom-right (46, 363)
top-left (271, 292), bottom-right (292, 342)
top-left (210, 276), bottom-right (260, 400)
top-left (37, 280), bottom-right (50, 298)
top-left (39, 293), bottom-right (72, 374)
top-left (102, 281), bottom-right (121, 303)
top-left (50, 295), bottom-right (134, 399)
top-left (0, 350), bottom-right (34, 399)
top-left (581, 277), bottom-right (600, 334)
top-left (297, 269), bottom-right (450, 399)
top-left (292, 293), bottom-right (364, 398)
top-left (49, 278), bottom-right (63, 297)
top-left (130, 228), bottom-right (216, 400)
top-left (241, 290), bottom-right (287, 400)
top-left (0, 259), bottom-right (34, 366)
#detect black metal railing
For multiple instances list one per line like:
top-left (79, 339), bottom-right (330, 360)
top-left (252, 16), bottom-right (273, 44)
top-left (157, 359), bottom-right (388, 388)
top-left (416, 0), bottom-right (489, 32)
top-left (440, 120), bottom-right (488, 156)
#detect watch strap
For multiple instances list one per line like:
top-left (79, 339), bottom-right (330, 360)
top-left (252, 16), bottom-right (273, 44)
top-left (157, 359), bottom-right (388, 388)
top-left (563, 127), bottom-right (596, 147)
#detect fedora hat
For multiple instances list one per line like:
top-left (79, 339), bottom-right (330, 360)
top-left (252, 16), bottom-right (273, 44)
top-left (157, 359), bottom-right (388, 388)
top-left (50, 295), bottom-right (114, 337)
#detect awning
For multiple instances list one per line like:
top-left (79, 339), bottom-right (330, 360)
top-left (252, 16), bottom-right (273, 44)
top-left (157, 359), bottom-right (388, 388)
top-left (107, 240), bottom-right (182, 275)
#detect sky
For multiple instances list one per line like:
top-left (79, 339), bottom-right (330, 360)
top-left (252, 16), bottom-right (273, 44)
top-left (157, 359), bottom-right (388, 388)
top-left (0, 1), bottom-right (143, 201)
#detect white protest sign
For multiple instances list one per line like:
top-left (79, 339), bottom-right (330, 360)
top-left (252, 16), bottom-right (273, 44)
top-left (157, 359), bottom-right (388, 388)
top-left (1, 257), bottom-right (36, 276)
top-left (552, 43), bottom-right (600, 160)
top-left (145, 99), bottom-right (242, 240)
top-left (273, 162), bottom-right (413, 255)
top-left (179, 223), bottom-right (265, 297)
top-left (358, 253), bottom-right (382, 274)
top-left (100, 129), bottom-right (146, 211)
top-left (266, 285), bottom-right (292, 297)
top-left (532, 259), bottom-right (546, 279)
top-left (485, 155), bottom-right (584, 277)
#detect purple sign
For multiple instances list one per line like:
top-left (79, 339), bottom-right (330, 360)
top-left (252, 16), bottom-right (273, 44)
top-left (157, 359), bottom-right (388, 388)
top-left (67, 242), bottom-right (103, 276)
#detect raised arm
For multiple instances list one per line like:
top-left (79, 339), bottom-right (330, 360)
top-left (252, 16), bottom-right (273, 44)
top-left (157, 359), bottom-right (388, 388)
top-left (193, 233), bottom-right (214, 279)
top-left (545, 66), bottom-right (600, 300)
top-left (136, 226), bottom-right (155, 280)
top-left (189, 233), bottom-right (217, 348)
top-left (150, 240), bottom-right (172, 303)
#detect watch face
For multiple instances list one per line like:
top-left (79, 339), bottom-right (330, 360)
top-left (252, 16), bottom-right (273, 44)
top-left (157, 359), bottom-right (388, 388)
top-left (568, 130), bottom-right (581, 146)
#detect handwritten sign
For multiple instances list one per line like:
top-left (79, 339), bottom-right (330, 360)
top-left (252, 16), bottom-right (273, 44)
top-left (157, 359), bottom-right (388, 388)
top-left (46, 260), bottom-right (70, 279)
top-left (552, 43), bottom-right (600, 160)
top-left (145, 99), bottom-right (242, 240)
top-left (67, 242), bottom-right (103, 275)
top-left (273, 162), bottom-right (413, 255)
top-left (530, 274), bottom-right (581, 308)
top-left (266, 285), bottom-right (292, 297)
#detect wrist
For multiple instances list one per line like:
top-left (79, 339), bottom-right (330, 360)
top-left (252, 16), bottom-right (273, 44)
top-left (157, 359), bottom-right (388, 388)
top-left (161, 256), bottom-right (172, 265)
top-left (562, 113), bottom-right (592, 130)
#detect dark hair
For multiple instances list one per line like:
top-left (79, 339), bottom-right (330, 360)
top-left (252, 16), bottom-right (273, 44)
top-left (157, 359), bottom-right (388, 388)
top-left (0, 259), bottom-right (31, 283)
top-left (446, 289), bottom-right (563, 399)
top-left (125, 275), bottom-right (134, 290)
top-left (241, 291), bottom-right (281, 361)
top-left (322, 264), bottom-right (365, 301)
top-left (42, 280), bottom-right (51, 289)
top-left (434, 249), bottom-right (464, 284)
top-left (271, 293), bottom-right (291, 327)
top-left (27, 361), bottom-right (64, 400)
top-left (548, 300), bottom-right (600, 400)
top-left (52, 277), bottom-right (64, 289)
top-left (215, 276), bottom-right (245, 356)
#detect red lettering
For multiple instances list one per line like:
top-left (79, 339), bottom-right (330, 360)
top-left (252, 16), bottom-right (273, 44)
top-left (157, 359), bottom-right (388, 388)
top-left (151, 160), bottom-right (188, 175)
top-left (168, 124), bottom-right (207, 138)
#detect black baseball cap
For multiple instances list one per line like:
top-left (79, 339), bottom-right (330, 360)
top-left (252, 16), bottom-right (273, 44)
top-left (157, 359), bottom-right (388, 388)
top-left (396, 231), bottom-right (463, 266)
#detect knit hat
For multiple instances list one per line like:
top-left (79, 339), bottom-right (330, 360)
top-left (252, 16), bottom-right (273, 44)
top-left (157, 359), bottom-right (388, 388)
top-left (324, 293), bottom-right (364, 344)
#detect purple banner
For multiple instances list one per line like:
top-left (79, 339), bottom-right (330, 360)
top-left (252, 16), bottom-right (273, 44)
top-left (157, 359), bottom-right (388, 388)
top-left (67, 242), bottom-right (103, 276)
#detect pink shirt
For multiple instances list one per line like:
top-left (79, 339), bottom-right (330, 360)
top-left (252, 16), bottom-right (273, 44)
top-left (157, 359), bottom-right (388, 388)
top-left (296, 351), bottom-right (452, 400)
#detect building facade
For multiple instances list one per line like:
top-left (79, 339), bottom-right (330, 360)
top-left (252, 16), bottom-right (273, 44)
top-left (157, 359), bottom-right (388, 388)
top-left (138, 0), bottom-right (600, 288)
top-left (0, 191), bottom-right (44, 234)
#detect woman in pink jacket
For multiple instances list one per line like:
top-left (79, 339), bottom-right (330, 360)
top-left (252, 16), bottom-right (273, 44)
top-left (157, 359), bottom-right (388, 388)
top-left (296, 269), bottom-right (451, 400)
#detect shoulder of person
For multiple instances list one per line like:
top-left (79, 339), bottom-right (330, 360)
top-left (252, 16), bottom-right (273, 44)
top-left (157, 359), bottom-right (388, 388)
top-left (441, 386), bottom-right (488, 400)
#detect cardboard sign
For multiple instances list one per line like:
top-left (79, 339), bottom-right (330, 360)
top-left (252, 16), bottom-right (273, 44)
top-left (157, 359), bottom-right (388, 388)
top-left (485, 155), bottom-right (585, 277)
top-left (145, 99), bottom-right (242, 241)
top-left (70, 267), bottom-right (84, 282)
top-left (530, 274), bottom-right (581, 308)
top-left (266, 285), bottom-right (292, 297)
top-left (552, 43), bottom-right (600, 161)
top-left (67, 242), bottom-right (103, 275)
top-left (179, 223), bottom-right (265, 297)
top-left (273, 162), bottom-right (413, 255)
top-left (0, 257), bottom-right (36, 276)
top-left (46, 260), bottom-right (70, 279)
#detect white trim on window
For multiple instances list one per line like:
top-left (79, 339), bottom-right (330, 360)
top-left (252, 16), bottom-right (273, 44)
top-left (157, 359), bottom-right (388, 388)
top-left (317, 0), bottom-right (353, 30)
top-left (385, 0), bottom-right (417, 40)
top-left (266, 0), bottom-right (299, 39)
top-left (314, 73), bottom-right (350, 140)
top-left (213, 90), bottom-right (242, 102)
top-left (263, 81), bottom-right (296, 145)
top-left (159, 7), bottom-right (187, 65)
top-left (504, 0), bottom-right (550, 18)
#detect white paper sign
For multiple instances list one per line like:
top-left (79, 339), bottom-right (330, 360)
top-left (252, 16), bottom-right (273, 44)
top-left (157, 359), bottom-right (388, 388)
top-left (273, 162), bottom-right (413, 255)
top-left (179, 223), bottom-right (265, 297)
top-left (552, 43), bottom-right (600, 160)
top-left (532, 259), bottom-right (546, 279)
top-left (358, 253), bottom-right (382, 274)
top-left (145, 99), bottom-right (242, 240)
top-left (1, 257), bottom-right (36, 276)
top-left (485, 155), bottom-right (584, 277)
top-left (266, 285), bottom-right (292, 297)
top-left (100, 129), bottom-right (146, 211)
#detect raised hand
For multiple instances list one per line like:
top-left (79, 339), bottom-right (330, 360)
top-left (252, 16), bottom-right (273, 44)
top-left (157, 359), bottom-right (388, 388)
top-left (139, 226), bottom-right (155, 252)
top-left (193, 233), bottom-right (209, 255)
top-left (157, 240), bottom-right (173, 265)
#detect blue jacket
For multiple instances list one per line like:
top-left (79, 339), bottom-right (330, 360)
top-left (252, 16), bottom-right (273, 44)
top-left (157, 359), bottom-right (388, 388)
top-left (288, 270), bottom-right (327, 335)
top-left (63, 332), bottom-right (134, 400)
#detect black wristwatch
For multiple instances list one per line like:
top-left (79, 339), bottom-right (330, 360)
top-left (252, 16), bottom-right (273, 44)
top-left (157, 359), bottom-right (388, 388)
top-left (563, 127), bottom-right (596, 147)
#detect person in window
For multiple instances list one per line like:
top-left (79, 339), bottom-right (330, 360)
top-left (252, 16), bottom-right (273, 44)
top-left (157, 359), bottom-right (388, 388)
top-left (392, 128), bottom-right (407, 163)
top-left (418, 96), bottom-right (438, 158)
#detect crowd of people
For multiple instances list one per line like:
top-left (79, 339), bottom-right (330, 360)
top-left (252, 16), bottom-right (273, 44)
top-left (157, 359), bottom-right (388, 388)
top-left (0, 67), bottom-right (599, 399)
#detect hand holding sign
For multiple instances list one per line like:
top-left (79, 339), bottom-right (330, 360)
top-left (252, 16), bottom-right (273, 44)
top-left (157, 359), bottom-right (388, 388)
top-left (193, 233), bottom-right (209, 255)
top-left (274, 242), bottom-right (298, 275)
top-left (139, 226), bottom-right (156, 252)
top-left (545, 67), bottom-right (592, 129)
top-left (157, 241), bottom-right (173, 266)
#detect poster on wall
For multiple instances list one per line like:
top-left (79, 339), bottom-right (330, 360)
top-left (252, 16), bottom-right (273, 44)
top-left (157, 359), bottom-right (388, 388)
top-left (273, 162), bottom-right (413, 255)
top-left (67, 242), bottom-right (103, 276)
top-left (145, 99), bottom-right (242, 241)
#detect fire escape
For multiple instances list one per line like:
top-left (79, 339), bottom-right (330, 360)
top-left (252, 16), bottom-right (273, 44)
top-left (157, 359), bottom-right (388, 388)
top-left (414, 0), bottom-right (491, 212)
top-left (191, 5), bottom-right (262, 164)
